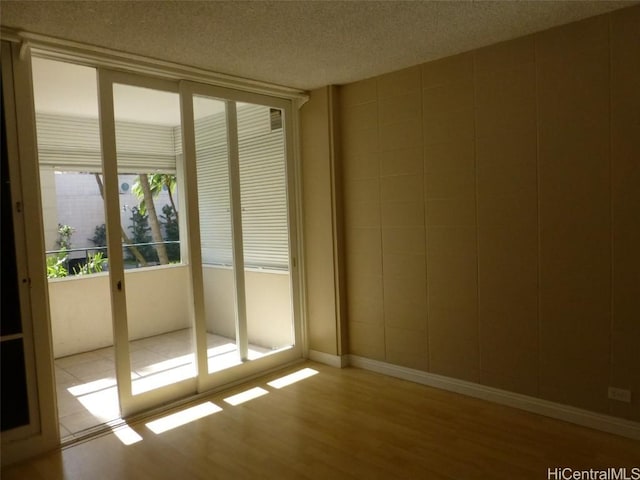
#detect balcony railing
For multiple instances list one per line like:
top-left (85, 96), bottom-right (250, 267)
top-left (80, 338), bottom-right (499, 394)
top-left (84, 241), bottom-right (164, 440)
top-left (45, 240), bottom-right (181, 275)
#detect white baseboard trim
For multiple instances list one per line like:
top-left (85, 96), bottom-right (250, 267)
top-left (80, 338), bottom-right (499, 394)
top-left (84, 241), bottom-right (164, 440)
top-left (348, 355), bottom-right (640, 441)
top-left (308, 350), bottom-right (349, 368)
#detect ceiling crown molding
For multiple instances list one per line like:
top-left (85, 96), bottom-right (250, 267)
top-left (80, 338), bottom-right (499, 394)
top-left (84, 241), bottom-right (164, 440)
top-left (0, 27), bottom-right (309, 102)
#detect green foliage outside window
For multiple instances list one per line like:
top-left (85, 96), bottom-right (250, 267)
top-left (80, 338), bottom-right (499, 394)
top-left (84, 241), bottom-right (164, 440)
top-left (127, 206), bottom-right (158, 265)
top-left (160, 204), bottom-right (180, 263)
top-left (47, 224), bottom-right (74, 279)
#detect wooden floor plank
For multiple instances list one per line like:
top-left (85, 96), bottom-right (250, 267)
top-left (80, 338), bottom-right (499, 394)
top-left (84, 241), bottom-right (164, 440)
top-left (2, 362), bottom-right (639, 479)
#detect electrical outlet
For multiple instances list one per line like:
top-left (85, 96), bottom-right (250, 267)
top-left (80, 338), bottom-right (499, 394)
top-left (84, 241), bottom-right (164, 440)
top-left (608, 387), bottom-right (632, 403)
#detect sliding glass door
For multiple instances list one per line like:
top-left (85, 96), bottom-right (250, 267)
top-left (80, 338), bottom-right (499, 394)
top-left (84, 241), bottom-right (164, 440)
top-left (31, 57), bottom-right (120, 437)
top-left (191, 95), bottom-right (241, 372)
top-left (97, 71), bottom-right (197, 415)
top-left (94, 73), bottom-right (301, 416)
top-left (31, 58), bottom-right (301, 427)
top-left (181, 83), bottom-right (301, 391)
top-left (237, 101), bottom-right (295, 359)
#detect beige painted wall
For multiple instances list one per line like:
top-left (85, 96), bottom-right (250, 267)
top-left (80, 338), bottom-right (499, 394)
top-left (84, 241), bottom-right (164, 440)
top-left (300, 87), bottom-right (343, 355)
top-left (340, 6), bottom-right (640, 421)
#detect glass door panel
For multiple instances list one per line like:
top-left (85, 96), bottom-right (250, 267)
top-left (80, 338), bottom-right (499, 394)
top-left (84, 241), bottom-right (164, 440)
top-left (111, 83), bottom-right (195, 395)
top-left (31, 57), bottom-right (119, 437)
top-left (188, 90), bottom-right (300, 384)
top-left (236, 103), bottom-right (294, 357)
top-left (192, 96), bottom-right (243, 373)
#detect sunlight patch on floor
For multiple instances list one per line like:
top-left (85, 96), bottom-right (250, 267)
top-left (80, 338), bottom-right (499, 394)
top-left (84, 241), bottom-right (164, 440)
top-left (205, 342), bottom-right (276, 373)
top-left (224, 387), bottom-right (269, 406)
top-left (67, 379), bottom-right (120, 421)
top-left (133, 353), bottom-right (196, 376)
top-left (145, 401), bottom-right (222, 434)
top-left (77, 388), bottom-right (120, 420)
top-left (268, 368), bottom-right (318, 389)
top-left (206, 342), bottom-right (238, 357)
top-left (132, 363), bottom-right (197, 395)
top-left (67, 377), bottom-right (116, 397)
top-left (111, 424), bottom-right (143, 445)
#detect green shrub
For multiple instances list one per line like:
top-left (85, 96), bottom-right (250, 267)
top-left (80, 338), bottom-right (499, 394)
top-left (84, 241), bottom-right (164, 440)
top-left (73, 251), bottom-right (107, 275)
top-left (160, 204), bottom-right (180, 263)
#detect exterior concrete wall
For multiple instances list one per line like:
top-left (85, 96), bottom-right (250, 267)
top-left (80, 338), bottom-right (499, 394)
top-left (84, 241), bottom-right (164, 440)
top-left (40, 171), bottom-right (175, 257)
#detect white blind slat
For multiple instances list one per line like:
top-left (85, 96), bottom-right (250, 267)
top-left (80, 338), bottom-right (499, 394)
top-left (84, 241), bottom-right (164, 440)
top-left (36, 113), bottom-right (178, 172)
top-left (196, 104), bottom-right (288, 270)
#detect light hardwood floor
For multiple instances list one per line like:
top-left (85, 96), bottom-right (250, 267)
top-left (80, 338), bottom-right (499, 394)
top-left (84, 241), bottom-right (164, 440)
top-left (3, 362), bottom-right (639, 479)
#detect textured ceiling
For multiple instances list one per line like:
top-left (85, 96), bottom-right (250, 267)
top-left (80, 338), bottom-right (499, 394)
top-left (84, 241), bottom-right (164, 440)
top-left (1, 1), bottom-right (637, 91)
